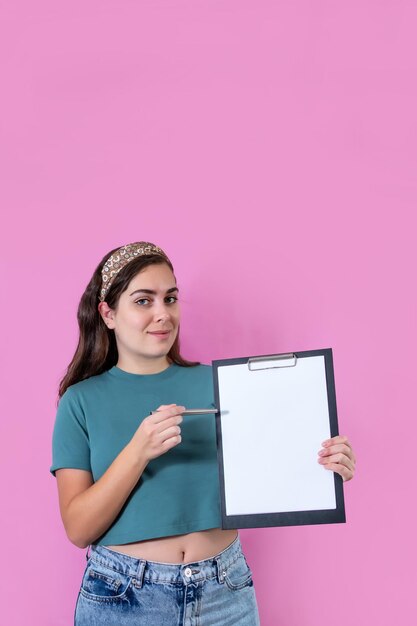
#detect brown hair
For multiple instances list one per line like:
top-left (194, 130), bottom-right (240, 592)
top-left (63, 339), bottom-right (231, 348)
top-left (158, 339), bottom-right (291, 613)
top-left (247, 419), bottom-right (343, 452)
top-left (57, 246), bottom-right (199, 404)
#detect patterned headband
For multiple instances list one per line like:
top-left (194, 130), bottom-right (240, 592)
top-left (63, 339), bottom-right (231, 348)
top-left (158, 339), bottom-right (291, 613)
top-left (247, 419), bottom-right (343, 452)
top-left (99, 241), bottom-right (171, 302)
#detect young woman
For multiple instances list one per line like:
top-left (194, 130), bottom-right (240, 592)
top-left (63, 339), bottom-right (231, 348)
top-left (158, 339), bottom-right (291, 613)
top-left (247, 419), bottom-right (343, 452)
top-left (50, 241), bottom-right (356, 625)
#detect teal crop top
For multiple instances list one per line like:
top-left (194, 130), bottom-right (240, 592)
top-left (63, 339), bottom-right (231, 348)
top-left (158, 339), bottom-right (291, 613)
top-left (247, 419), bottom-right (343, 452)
top-left (50, 363), bottom-right (222, 545)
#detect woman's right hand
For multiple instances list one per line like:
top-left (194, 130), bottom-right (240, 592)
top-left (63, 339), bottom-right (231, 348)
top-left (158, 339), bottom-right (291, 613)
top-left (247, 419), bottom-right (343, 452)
top-left (131, 404), bottom-right (185, 462)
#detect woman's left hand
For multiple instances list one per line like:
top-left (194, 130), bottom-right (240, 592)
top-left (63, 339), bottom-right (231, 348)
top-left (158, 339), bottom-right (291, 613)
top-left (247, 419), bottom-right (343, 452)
top-left (317, 435), bottom-right (356, 481)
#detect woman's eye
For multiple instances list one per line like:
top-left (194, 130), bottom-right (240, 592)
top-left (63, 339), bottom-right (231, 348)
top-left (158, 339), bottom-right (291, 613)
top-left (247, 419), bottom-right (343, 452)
top-left (134, 297), bottom-right (177, 305)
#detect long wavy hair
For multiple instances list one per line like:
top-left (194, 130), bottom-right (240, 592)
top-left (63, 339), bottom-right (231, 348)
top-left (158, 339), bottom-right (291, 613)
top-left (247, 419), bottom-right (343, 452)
top-left (57, 245), bottom-right (199, 404)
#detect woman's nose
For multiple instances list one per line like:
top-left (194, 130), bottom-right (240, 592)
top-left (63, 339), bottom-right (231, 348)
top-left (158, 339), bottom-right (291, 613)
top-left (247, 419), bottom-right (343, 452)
top-left (154, 304), bottom-right (171, 322)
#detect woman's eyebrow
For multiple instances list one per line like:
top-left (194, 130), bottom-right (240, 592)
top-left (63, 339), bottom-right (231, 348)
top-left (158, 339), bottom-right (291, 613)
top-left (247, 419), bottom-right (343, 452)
top-left (129, 287), bottom-right (179, 296)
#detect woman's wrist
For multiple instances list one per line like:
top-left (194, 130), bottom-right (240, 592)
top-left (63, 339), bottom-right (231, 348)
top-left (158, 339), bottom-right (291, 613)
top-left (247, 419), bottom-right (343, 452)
top-left (126, 437), bottom-right (149, 471)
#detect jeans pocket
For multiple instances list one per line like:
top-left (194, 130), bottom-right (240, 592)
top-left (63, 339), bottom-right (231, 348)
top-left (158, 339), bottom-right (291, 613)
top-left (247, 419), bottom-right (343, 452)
top-left (223, 554), bottom-right (254, 591)
top-left (80, 559), bottom-right (132, 603)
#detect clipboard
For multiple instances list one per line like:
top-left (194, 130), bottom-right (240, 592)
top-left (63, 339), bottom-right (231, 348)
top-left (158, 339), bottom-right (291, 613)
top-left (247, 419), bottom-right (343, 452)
top-left (212, 348), bottom-right (346, 529)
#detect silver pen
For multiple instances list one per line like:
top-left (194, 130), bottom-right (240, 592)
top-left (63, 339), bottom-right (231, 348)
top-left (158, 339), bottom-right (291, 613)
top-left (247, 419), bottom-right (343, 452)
top-left (150, 408), bottom-right (218, 415)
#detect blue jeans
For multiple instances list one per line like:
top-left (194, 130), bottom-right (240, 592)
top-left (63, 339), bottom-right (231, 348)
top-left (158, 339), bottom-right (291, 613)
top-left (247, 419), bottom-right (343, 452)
top-left (74, 533), bottom-right (260, 625)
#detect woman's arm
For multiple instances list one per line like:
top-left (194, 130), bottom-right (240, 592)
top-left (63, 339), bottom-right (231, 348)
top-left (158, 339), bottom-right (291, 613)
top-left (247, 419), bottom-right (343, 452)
top-left (56, 403), bottom-right (185, 548)
top-left (57, 440), bottom-right (147, 548)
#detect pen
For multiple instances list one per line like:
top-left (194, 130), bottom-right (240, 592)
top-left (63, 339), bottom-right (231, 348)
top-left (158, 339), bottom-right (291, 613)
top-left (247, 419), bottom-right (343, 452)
top-left (150, 408), bottom-right (218, 415)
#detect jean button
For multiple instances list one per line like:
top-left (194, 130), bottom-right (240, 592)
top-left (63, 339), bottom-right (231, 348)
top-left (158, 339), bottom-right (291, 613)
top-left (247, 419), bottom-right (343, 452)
top-left (184, 567), bottom-right (192, 577)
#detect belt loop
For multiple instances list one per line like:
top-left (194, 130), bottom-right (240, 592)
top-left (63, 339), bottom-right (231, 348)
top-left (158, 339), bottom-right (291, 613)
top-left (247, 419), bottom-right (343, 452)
top-left (215, 557), bottom-right (226, 584)
top-left (133, 560), bottom-right (146, 588)
top-left (85, 545), bottom-right (91, 561)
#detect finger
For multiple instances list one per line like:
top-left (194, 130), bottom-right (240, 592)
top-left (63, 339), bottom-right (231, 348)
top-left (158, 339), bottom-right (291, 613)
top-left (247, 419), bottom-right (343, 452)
top-left (162, 434), bottom-right (182, 449)
top-left (318, 443), bottom-right (354, 461)
top-left (322, 435), bottom-right (351, 448)
top-left (320, 452), bottom-right (355, 470)
top-left (322, 436), bottom-right (355, 461)
top-left (318, 452), bottom-right (355, 473)
top-left (155, 413), bottom-right (183, 434)
top-left (322, 462), bottom-right (354, 482)
top-left (160, 423), bottom-right (182, 442)
top-left (151, 405), bottom-right (185, 424)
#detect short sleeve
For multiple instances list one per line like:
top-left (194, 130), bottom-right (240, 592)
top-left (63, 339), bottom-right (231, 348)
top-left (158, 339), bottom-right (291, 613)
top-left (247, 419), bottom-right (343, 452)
top-left (50, 386), bottom-right (92, 477)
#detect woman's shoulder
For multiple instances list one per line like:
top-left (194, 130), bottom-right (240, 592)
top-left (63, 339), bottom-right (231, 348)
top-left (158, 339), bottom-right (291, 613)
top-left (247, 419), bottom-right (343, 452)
top-left (193, 362), bottom-right (212, 370)
top-left (176, 362), bottom-right (212, 381)
top-left (181, 362), bottom-right (212, 372)
top-left (61, 369), bottom-right (110, 400)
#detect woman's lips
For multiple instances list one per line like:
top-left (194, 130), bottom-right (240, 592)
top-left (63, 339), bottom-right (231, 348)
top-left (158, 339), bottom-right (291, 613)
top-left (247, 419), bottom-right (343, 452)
top-left (148, 330), bottom-right (171, 339)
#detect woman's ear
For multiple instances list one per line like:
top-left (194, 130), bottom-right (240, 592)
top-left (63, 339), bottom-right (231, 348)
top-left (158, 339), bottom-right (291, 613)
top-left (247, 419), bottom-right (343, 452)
top-left (98, 301), bottom-right (115, 329)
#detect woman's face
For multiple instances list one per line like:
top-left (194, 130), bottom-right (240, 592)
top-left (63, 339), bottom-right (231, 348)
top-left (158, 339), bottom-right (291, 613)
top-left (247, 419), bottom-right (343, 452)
top-left (101, 262), bottom-right (180, 373)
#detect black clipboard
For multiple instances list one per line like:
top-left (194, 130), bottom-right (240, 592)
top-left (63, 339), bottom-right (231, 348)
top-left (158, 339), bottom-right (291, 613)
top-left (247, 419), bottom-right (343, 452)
top-left (212, 348), bottom-right (346, 529)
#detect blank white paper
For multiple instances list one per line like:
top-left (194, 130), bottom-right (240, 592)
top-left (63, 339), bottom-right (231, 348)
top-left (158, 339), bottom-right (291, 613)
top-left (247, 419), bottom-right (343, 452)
top-left (217, 355), bottom-right (337, 515)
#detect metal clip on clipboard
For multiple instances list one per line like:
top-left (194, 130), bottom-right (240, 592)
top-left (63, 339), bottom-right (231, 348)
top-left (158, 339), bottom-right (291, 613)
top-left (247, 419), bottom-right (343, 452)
top-left (247, 353), bottom-right (297, 371)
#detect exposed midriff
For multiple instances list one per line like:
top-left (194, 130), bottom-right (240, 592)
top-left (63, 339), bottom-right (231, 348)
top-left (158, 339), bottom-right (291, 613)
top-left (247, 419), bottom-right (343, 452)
top-left (105, 527), bottom-right (238, 563)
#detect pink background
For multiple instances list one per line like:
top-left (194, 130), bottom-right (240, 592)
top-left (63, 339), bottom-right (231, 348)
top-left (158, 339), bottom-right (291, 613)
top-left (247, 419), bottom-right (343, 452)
top-left (1, 1), bottom-right (415, 624)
